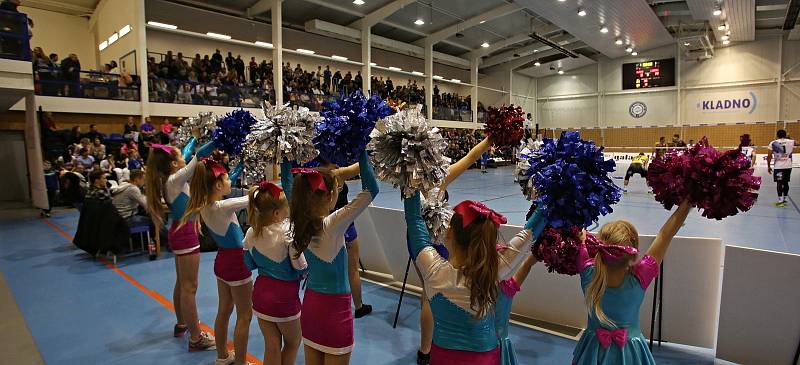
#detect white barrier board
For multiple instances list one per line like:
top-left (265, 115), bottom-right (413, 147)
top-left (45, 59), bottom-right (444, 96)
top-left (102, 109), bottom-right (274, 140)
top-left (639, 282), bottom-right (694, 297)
top-left (716, 246), bottom-right (800, 365)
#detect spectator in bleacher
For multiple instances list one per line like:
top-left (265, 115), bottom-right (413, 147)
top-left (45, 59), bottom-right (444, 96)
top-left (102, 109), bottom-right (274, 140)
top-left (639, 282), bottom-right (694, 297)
top-left (73, 137), bottom-right (92, 157)
top-left (91, 137), bottom-right (106, 161)
top-left (85, 170), bottom-right (110, 201)
top-left (1, 0), bottom-right (20, 12)
top-left (127, 150), bottom-right (143, 170)
top-left (669, 134), bottom-right (686, 148)
top-left (123, 116), bottom-right (138, 141)
top-left (110, 169), bottom-right (147, 224)
top-left (75, 148), bottom-right (95, 170)
top-left (83, 124), bottom-right (102, 142)
top-left (100, 154), bottom-right (115, 174)
top-left (140, 117), bottom-right (155, 137)
top-left (32, 47), bottom-right (56, 95)
top-left (176, 83), bottom-right (192, 104)
top-left (68, 126), bottom-right (82, 145)
top-left (332, 70), bottom-right (342, 93)
top-left (60, 53), bottom-right (81, 97)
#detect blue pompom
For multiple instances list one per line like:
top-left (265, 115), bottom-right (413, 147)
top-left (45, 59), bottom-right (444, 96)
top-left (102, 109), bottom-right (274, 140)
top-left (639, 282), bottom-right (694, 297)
top-left (212, 109), bottom-right (257, 157)
top-left (314, 91), bottom-right (393, 166)
top-left (525, 131), bottom-right (621, 228)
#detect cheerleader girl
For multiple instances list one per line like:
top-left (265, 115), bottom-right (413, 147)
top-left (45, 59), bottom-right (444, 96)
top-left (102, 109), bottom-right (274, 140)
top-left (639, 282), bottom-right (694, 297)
top-left (181, 159), bottom-right (251, 365)
top-left (403, 192), bottom-right (547, 364)
top-left (144, 137), bottom-right (216, 351)
top-left (243, 161), bottom-right (307, 365)
top-left (416, 136), bottom-right (491, 364)
top-left (289, 150), bottom-right (378, 365)
top-left (572, 200), bottom-right (690, 365)
top-left (495, 254), bottom-right (537, 365)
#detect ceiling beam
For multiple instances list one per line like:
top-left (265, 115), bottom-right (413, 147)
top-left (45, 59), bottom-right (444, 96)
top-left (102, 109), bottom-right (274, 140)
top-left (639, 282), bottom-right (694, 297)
top-left (481, 33), bottom-right (573, 68)
top-left (24, 0), bottom-right (95, 16)
top-left (513, 42), bottom-right (587, 71)
top-left (246, 0), bottom-right (276, 18)
top-left (301, 0), bottom-right (472, 51)
top-left (724, 0), bottom-right (756, 41)
top-left (349, 0), bottom-right (417, 29)
top-left (468, 19), bottom-right (561, 58)
top-left (415, 2), bottom-right (522, 45)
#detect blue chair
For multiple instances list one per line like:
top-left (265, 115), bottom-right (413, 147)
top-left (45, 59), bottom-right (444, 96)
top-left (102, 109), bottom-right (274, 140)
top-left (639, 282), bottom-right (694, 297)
top-left (128, 221), bottom-right (151, 252)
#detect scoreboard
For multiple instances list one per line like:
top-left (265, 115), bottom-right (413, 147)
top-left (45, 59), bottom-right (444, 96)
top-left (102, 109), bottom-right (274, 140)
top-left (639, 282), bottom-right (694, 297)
top-left (622, 58), bottom-right (675, 90)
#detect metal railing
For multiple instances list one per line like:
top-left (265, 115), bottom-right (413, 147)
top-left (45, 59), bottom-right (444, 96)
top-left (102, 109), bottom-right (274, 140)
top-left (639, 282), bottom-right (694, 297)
top-left (35, 70), bottom-right (140, 101)
top-left (0, 10), bottom-right (30, 61)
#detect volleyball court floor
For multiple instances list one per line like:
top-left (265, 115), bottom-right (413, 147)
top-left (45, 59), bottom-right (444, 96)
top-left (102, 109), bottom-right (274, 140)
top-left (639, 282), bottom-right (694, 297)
top-left (1, 164), bottom-right (796, 364)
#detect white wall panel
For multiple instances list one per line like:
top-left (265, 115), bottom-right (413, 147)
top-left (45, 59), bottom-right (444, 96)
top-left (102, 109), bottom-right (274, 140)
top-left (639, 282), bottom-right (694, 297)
top-left (681, 37), bottom-right (779, 86)
top-left (538, 98), bottom-right (598, 128)
top-left (683, 84), bottom-right (777, 123)
top-left (603, 91), bottom-right (678, 126)
top-left (538, 65), bottom-right (597, 97)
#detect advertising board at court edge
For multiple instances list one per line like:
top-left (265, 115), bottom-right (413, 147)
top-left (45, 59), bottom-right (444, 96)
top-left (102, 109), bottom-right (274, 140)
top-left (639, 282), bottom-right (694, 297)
top-left (696, 91), bottom-right (757, 114)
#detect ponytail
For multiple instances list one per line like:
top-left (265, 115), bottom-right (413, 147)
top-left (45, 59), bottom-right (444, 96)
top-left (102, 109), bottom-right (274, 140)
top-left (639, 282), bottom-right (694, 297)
top-left (450, 213), bottom-right (499, 318)
top-left (585, 253), bottom-right (614, 327)
top-left (144, 147), bottom-right (179, 227)
top-left (289, 168), bottom-right (335, 258)
top-left (180, 161), bottom-right (216, 230)
top-left (248, 184), bottom-right (287, 238)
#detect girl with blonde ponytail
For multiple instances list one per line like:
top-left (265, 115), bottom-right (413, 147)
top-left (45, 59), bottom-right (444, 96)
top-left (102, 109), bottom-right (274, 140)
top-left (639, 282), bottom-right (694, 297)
top-left (403, 193), bottom-right (548, 365)
top-left (144, 134), bottom-right (216, 352)
top-left (573, 200), bottom-right (691, 365)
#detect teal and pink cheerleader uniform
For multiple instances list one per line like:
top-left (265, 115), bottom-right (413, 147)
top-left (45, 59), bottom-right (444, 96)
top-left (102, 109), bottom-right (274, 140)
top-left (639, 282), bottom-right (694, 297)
top-left (298, 151), bottom-right (378, 355)
top-left (403, 193), bottom-right (547, 365)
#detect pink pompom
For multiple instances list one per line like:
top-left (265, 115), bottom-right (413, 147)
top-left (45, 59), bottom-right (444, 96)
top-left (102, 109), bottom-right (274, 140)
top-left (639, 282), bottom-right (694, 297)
top-left (485, 105), bottom-right (525, 147)
top-left (647, 137), bottom-right (761, 219)
top-left (533, 226), bottom-right (583, 275)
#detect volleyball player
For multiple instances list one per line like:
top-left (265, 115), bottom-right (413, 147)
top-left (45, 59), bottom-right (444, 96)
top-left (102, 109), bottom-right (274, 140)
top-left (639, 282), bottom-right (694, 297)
top-left (623, 152), bottom-right (649, 193)
top-left (767, 130), bottom-right (795, 207)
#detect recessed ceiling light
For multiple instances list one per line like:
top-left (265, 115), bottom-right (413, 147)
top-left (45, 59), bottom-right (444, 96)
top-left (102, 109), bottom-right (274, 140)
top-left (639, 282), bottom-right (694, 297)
top-left (254, 41), bottom-right (273, 48)
top-left (683, 41), bottom-right (690, 46)
top-left (331, 55), bottom-right (348, 61)
top-left (558, 0), bottom-right (566, 2)
top-left (388, 66), bottom-right (402, 71)
top-left (206, 32), bottom-right (231, 40)
top-left (721, 35), bottom-right (729, 41)
top-left (533, 49), bottom-right (539, 53)
top-left (450, 78), bottom-right (461, 83)
top-left (534, 61), bottom-right (541, 67)
top-left (713, 7), bottom-right (722, 16)
top-left (370, 62), bottom-right (377, 66)
top-left (411, 71), bottom-right (424, 76)
top-left (717, 24), bottom-right (726, 31)
top-left (600, 26), bottom-right (609, 34)
top-left (631, 51), bottom-right (638, 56)
top-left (147, 21), bottom-right (177, 30)
top-left (481, 42), bottom-right (490, 48)
top-left (615, 39), bottom-right (623, 45)
top-left (108, 32), bottom-right (119, 45)
top-left (98, 41), bottom-right (108, 51)
top-left (557, 69), bottom-right (564, 75)
top-left (577, 9), bottom-right (587, 16)
top-left (414, 19), bottom-right (425, 25)
top-left (119, 25), bottom-right (131, 37)
top-left (433, 75), bottom-right (444, 80)
top-left (479, 20), bottom-right (486, 24)
top-left (625, 47), bottom-right (633, 53)
top-left (353, 0), bottom-right (365, 5)
top-left (722, 39), bottom-right (730, 45)
top-left (296, 48), bottom-right (315, 54)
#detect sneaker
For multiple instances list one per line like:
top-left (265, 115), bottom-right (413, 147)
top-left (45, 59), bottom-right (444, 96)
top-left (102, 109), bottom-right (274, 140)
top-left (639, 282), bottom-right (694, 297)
top-left (354, 304), bottom-right (373, 318)
top-left (173, 324), bottom-right (188, 337)
top-left (188, 332), bottom-right (216, 352)
top-left (775, 201), bottom-right (787, 207)
top-left (623, 189), bottom-right (628, 193)
top-left (417, 350), bottom-right (430, 365)
top-left (214, 352), bottom-right (234, 365)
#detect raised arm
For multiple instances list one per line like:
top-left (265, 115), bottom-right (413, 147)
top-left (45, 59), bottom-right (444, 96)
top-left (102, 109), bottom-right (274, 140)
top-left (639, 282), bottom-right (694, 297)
top-left (181, 137), bottom-right (197, 164)
top-left (359, 150), bottom-right (379, 198)
top-left (333, 161), bottom-right (360, 182)
top-left (440, 137), bottom-right (491, 191)
top-left (403, 191), bottom-right (432, 260)
top-left (512, 255), bottom-right (538, 287)
top-left (217, 195), bottom-right (249, 215)
top-left (498, 206), bottom-right (548, 279)
top-left (228, 162), bottom-right (244, 184)
top-left (280, 159), bottom-right (293, 202)
top-left (647, 200), bottom-right (691, 264)
top-left (322, 151), bottom-right (378, 242)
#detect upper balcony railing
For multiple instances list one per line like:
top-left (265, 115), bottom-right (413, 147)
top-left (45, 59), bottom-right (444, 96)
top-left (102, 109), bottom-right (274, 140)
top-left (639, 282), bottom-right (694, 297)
top-left (0, 10), bottom-right (31, 61)
top-left (35, 70), bottom-right (140, 101)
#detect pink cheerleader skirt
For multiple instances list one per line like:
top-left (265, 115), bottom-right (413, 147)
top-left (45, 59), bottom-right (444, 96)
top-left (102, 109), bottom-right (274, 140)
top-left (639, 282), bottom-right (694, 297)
top-left (430, 344), bottom-right (500, 365)
top-left (168, 221), bottom-right (200, 256)
top-left (252, 275), bottom-right (301, 322)
top-left (301, 288), bottom-right (354, 355)
top-left (214, 247), bottom-right (252, 286)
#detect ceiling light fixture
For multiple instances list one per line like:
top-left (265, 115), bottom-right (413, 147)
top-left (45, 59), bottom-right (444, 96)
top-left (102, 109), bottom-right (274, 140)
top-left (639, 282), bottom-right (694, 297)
top-left (331, 55), bottom-right (349, 61)
top-left (206, 32), bottom-right (231, 40)
top-left (411, 71), bottom-right (424, 76)
top-left (388, 66), bottom-right (402, 71)
top-left (98, 41), bottom-right (108, 51)
top-left (683, 41), bottom-right (690, 46)
top-left (450, 78), bottom-right (461, 83)
top-left (625, 46), bottom-right (633, 53)
top-left (557, 69), bottom-right (564, 75)
top-left (721, 35), bottom-right (729, 41)
top-left (577, 9), bottom-right (587, 16)
top-left (254, 41), bottom-right (273, 48)
top-left (615, 39), bottom-right (623, 45)
top-left (370, 62), bottom-right (377, 66)
top-left (479, 20), bottom-right (486, 24)
top-left (414, 19), bottom-right (425, 25)
top-left (534, 61), bottom-right (541, 67)
top-left (722, 39), bottom-right (730, 45)
top-left (353, 0), bottom-right (365, 5)
top-left (147, 21), bottom-right (177, 30)
top-left (600, 26), bottom-right (609, 34)
top-left (433, 75), bottom-right (444, 80)
top-left (108, 32), bottom-right (119, 45)
top-left (713, 7), bottom-right (722, 16)
top-left (558, 0), bottom-right (566, 2)
top-left (631, 51), bottom-right (638, 56)
top-left (119, 25), bottom-right (131, 37)
top-left (718, 24), bottom-right (726, 31)
top-left (481, 42), bottom-right (490, 48)
top-left (296, 48), bottom-right (315, 54)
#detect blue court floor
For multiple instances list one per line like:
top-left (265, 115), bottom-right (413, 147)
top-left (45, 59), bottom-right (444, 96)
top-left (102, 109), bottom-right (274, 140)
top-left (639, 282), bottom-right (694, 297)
top-left (1, 164), bottom-right (793, 364)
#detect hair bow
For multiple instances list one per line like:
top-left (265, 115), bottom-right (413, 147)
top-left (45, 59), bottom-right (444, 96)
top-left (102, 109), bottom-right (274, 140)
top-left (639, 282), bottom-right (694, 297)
top-left (257, 180), bottom-right (283, 199)
top-left (290, 167), bottom-right (328, 193)
top-left (584, 233), bottom-right (639, 263)
top-left (200, 157), bottom-right (227, 178)
top-left (150, 143), bottom-right (174, 154)
top-left (453, 200), bottom-right (507, 228)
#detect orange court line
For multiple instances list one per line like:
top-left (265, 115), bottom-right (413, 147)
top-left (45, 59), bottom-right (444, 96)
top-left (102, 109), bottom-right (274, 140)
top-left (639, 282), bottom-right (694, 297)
top-left (41, 218), bottom-right (263, 365)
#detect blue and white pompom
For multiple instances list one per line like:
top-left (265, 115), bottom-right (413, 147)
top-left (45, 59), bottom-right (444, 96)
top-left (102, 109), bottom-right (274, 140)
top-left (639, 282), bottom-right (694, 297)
top-left (314, 91), bottom-right (394, 166)
top-left (212, 109), bottom-right (258, 157)
top-left (525, 131), bottom-right (620, 228)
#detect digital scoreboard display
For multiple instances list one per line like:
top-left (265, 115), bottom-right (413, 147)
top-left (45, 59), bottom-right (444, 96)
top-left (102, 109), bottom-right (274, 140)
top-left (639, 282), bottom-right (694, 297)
top-left (622, 58), bottom-right (675, 90)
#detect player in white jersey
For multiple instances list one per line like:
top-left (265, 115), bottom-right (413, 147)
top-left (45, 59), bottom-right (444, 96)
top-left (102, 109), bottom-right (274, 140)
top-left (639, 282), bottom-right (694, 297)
top-left (739, 134), bottom-right (757, 168)
top-left (767, 129), bottom-right (795, 207)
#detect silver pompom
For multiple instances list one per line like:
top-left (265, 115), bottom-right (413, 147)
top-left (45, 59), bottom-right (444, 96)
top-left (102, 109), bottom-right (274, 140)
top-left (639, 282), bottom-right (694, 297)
top-left (175, 112), bottom-right (217, 147)
top-left (242, 103), bottom-right (318, 182)
top-left (422, 188), bottom-right (453, 244)
top-left (368, 106), bottom-right (451, 198)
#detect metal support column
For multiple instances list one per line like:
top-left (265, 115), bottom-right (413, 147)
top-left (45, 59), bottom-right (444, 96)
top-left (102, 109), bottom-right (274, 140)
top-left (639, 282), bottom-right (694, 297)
top-left (25, 94), bottom-right (46, 209)
top-left (361, 28), bottom-right (371, 97)
top-left (425, 41), bottom-right (433, 120)
top-left (272, 0), bottom-right (283, 106)
top-left (470, 57), bottom-right (479, 124)
top-left (134, 0), bottom-right (149, 120)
